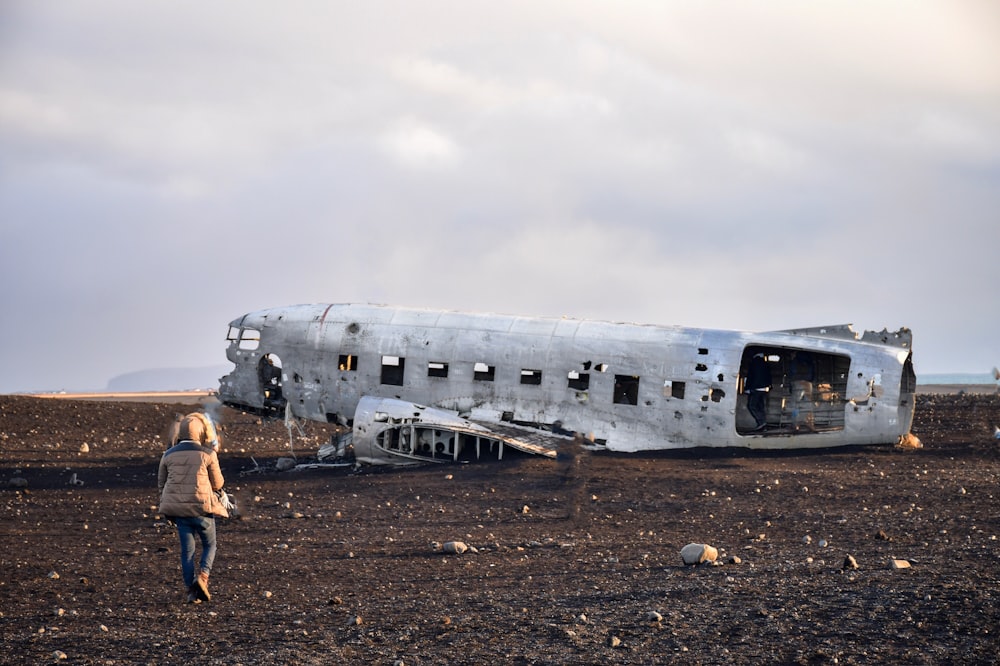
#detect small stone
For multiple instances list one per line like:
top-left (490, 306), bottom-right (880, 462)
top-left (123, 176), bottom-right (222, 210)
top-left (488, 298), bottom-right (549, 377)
top-left (52, 651), bottom-right (67, 661)
top-left (79, 443), bottom-right (89, 453)
top-left (803, 535), bottom-right (812, 544)
top-left (891, 559), bottom-right (912, 570)
top-left (521, 505), bottom-right (530, 514)
top-left (263, 591), bottom-right (272, 598)
top-left (843, 554), bottom-right (859, 570)
top-left (346, 615), bottom-right (362, 626)
top-left (275, 458), bottom-right (296, 472)
top-left (729, 555), bottom-right (742, 565)
top-left (608, 635), bottom-right (622, 648)
top-left (47, 571), bottom-right (60, 580)
top-left (646, 610), bottom-right (663, 623)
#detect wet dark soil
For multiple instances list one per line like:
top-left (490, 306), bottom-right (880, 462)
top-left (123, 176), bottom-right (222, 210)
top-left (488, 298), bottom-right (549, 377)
top-left (1, 393), bottom-right (999, 665)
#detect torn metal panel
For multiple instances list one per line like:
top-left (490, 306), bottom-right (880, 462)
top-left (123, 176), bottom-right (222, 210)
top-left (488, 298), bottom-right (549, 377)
top-left (352, 397), bottom-right (559, 466)
top-left (217, 303), bottom-right (917, 464)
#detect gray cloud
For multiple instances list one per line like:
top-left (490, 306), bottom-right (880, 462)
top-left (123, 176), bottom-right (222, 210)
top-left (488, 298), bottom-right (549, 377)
top-left (1, 1), bottom-right (998, 392)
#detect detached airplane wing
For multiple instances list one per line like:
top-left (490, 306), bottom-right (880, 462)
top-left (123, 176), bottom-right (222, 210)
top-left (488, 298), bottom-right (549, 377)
top-left (351, 396), bottom-right (561, 465)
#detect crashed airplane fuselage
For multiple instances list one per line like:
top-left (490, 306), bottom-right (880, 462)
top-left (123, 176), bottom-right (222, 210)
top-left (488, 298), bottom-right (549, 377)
top-left (218, 303), bottom-right (916, 464)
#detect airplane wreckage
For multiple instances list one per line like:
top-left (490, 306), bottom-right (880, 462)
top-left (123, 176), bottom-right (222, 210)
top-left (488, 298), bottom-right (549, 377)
top-left (217, 303), bottom-right (917, 466)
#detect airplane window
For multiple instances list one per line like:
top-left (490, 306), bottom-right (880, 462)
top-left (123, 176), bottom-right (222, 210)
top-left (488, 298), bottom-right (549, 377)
top-left (237, 328), bottom-right (260, 351)
top-left (381, 356), bottom-right (405, 386)
top-left (428, 362), bottom-right (449, 378)
top-left (520, 369), bottom-right (542, 385)
top-left (568, 371), bottom-right (590, 390)
top-left (663, 380), bottom-right (685, 399)
top-left (339, 354), bottom-right (357, 371)
top-left (474, 362), bottom-right (495, 381)
top-left (614, 375), bottom-right (639, 405)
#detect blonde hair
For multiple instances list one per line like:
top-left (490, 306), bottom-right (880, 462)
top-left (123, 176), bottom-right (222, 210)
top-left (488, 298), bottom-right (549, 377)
top-left (169, 412), bottom-right (220, 449)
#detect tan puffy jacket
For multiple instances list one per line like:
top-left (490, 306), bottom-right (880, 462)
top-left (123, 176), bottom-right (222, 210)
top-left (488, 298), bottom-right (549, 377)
top-left (157, 442), bottom-right (228, 518)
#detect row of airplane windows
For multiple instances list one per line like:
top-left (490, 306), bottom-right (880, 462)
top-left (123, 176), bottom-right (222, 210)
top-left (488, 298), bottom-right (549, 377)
top-left (332, 353), bottom-right (691, 405)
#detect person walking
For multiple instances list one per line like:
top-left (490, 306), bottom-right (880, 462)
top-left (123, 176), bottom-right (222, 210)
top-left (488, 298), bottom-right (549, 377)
top-left (158, 413), bottom-right (230, 603)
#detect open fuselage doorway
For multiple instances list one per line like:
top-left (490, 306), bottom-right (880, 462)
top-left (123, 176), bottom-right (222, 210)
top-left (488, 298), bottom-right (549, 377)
top-left (257, 354), bottom-right (285, 411)
top-left (736, 346), bottom-right (850, 436)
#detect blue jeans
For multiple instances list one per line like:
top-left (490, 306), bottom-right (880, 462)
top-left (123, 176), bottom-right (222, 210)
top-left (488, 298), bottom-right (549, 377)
top-left (174, 516), bottom-right (217, 587)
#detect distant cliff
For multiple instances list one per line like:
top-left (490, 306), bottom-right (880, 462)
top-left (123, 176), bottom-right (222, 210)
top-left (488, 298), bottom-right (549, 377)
top-left (106, 366), bottom-right (231, 392)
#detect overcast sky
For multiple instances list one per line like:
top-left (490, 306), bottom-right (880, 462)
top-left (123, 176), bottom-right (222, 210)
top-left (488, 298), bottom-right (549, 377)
top-left (1, 1), bottom-right (997, 393)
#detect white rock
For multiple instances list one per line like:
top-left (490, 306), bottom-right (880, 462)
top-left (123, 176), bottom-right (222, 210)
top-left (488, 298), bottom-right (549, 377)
top-left (890, 559), bottom-right (912, 570)
top-left (443, 541), bottom-right (468, 554)
top-left (680, 543), bottom-right (719, 565)
top-left (79, 443), bottom-right (89, 453)
top-left (646, 610), bottom-right (663, 623)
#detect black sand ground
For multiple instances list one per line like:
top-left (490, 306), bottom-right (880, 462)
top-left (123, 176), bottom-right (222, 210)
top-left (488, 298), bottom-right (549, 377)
top-left (1, 392), bottom-right (999, 665)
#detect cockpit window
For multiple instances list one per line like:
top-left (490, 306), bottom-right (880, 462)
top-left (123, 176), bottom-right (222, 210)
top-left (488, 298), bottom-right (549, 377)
top-left (232, 327), bottom-right (260, 351)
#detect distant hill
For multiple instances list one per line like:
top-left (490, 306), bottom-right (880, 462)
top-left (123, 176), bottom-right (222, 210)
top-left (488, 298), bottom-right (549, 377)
top-left (106, 366), bottom-right (231, 392)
